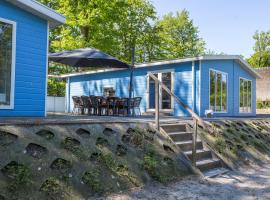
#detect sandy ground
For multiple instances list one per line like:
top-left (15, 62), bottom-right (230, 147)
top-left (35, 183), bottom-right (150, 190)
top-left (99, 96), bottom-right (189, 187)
top-left (96, 164), bottom-right (270, 200)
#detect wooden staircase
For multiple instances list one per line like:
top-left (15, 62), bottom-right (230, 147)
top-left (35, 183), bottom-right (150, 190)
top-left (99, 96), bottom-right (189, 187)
top-left (161, 123), bottom-right (229, 177)
top-left (148, 72), bottom-right (228, 177)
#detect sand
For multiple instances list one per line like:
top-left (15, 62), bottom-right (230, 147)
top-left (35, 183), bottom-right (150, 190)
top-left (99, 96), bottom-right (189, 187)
top-left (98, 164), bottom-right (270, 200)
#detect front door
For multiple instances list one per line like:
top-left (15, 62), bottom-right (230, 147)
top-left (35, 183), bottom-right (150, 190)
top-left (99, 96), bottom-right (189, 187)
top-left (148, 71), bottom-right (173, 110)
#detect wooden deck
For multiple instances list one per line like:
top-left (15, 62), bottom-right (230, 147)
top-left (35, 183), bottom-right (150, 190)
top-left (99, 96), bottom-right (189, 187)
top-left (0, 112), bottom-right (267, 126)
top-left (0, 113), bottom-right (184, 126)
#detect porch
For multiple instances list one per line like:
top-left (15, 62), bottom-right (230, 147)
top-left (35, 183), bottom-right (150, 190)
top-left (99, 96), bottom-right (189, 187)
top-left (0, 112), bottom-right (266, 126)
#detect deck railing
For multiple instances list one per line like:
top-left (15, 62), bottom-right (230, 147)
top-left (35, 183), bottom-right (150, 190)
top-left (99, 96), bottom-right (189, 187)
top-left (148, 72), bottom-right (205, 166)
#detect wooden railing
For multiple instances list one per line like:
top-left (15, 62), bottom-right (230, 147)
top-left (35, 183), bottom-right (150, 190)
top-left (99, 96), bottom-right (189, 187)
top-left (148, 72), bottom-right (205, 166)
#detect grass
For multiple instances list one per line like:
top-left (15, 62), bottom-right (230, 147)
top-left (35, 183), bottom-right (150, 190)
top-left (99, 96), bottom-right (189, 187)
top-left (142, 144), bottom-right (181, 183)
top-left (0, 123), bottom-right (192, 198)
top-left (1, 161), bottom-right (31, 192)
top-left (40, 177), bottom-right (63, 199)
top-left (82, 169), bottom-right (102, 193)
top-left (201, 120), bottom-right (270, 167)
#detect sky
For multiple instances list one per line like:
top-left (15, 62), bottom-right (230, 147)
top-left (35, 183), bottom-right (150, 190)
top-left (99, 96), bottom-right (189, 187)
top-left (151, 0), bottom-right (270, 58)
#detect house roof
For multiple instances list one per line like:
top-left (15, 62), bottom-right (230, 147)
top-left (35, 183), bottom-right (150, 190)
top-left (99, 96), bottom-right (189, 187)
top-left (6, 0), bottom-right (65, 28)
top-left (51, 55), bottom-right (261, 79)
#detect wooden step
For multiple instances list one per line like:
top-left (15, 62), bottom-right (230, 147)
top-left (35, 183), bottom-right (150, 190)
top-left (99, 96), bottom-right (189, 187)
top-left (161, 123), bottom-right (186, 133)
top-left (176, 140), bottom-right (203, 152)
top-left (185, 149), bottom-right (212, 161)
top-left (168, 132), bottom-right (193, 142)
top-left (196, 158), bottom-right (222, 172)
top-left (203, 168), bottom-right (229, 178)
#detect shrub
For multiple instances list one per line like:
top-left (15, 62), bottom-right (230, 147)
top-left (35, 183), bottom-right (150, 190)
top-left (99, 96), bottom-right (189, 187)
top-left (1, 161), bottom-right (31, 192)
top-left (82, 169), bottom-right (101, 193)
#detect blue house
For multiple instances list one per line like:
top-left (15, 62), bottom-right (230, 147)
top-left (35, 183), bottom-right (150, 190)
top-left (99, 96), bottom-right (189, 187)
top-left (0, 0), bottom-right (65, 117)
top-left (63, 55), bottom-right (260, 117)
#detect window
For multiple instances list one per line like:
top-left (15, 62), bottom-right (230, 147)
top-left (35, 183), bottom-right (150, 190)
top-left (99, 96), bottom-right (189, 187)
top-left (239, 78), bottom-right (252, 113)
top-left (210, 69), bottom-right (227, 112)
top-left (0, 19), bottom-right (15, 108)
top-left (103, 87), bottom-right (115, 97)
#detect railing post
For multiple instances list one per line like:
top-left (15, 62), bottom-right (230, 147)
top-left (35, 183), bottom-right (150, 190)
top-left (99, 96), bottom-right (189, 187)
top-left (155, 80), bottom-right (160, 130)
top-left (192, 119), bottom-right (198, 166)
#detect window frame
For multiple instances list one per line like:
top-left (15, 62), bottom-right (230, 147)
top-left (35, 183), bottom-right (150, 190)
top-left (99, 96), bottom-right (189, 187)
top-left (103, 86), bottom-right (116, 97)
top-left (0, 17), bottom-right (16, 110)
top-left (208, 68), bottom-right (228, 113)
top-left (239, 77), bottom-right (252, 113)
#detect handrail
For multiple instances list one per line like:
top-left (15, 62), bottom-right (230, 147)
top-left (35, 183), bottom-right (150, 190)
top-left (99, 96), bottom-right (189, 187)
top-left (148, 72), bottom-right (205, 166)
top-left (148, 73), bottom-right (205, 128)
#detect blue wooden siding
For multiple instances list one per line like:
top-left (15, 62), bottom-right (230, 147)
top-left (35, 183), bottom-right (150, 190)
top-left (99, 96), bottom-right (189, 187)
top-left (68, 62), bottom-right (194, 116)
top-left (68, 59), bottom-right (257, 117)
top-left (200, 60), bottom-right (256, 117)
top-left (0, 0), bottom-right (48, 117)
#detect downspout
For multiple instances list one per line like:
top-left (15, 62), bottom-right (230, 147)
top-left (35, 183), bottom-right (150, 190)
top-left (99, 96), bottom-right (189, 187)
top-left (192, 61), bottom-right (195, 111)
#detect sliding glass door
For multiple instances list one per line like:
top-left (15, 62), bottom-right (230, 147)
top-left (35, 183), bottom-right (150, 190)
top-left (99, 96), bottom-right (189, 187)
top-left (148, 72), bottom-right (173, 110)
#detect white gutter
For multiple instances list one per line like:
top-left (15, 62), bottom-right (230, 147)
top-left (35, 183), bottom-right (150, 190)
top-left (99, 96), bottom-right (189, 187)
top-left (7, 0), bottom-right (66, 28)
top-left (53, 55), bottom-right (261, 79)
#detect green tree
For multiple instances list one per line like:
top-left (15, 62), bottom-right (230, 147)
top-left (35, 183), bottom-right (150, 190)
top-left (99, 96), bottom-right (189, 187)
top-left (155, 10), bottom-right (205, 60)
top-left (248, 31), bottom-right (270, 68)
top-left (37, 1), bottom-right (206, 96)
top-left (39, 0), bottom-right (156, 64)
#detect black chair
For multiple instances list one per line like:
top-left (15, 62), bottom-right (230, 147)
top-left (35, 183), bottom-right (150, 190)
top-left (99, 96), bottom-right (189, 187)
top-left (107, 97), bottom-right (119, 116)
top-left (72, 96), bottom-right (83, 115)
top-left (81, 96), bottom-right (93, 115)
top-left (132, 97), bottom-right (142, 116)
top-left (117, 98), bottom-right (129, 116)
top-left (90, 96), bottom-right (99, 115)
top-left (96, 96), bottom-right (108, 116)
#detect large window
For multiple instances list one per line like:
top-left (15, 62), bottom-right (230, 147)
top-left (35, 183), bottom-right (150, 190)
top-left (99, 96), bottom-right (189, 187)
top-left (239, 78), bottom-right (252, 113)
top-left (0, 19), bottom-right (15, 108)
top-left (210, 69), bottom-right (227, 112)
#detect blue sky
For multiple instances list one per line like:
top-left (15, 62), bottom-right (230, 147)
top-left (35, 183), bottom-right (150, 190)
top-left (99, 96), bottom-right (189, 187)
top-left (151, 0), bottom-right (270, 58)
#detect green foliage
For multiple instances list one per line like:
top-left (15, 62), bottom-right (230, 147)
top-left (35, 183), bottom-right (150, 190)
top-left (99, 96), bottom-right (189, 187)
top-left (2, 162), bottom-right (30, 191)
top-left (142, 144), bottom-right (179, 183)
top-left (38, 0), bottom-right (205, 64)
top-left (156, 10), bottom-right (205, 59)
top-left (61, 137), bottom-right (88, 160)
top-left (47, 78), bottom-right (66, 97)
top-left (247, 30), bottom-right (270, 68)
top-left (82, 169), bottom-right (102, 193)
top-left (37, 1), bottom-right (206, 96)
top-left (40, 177), bottom-right (62, 198)
top-left (256, 100), bottom-right (270, 109)
top-left (214, 136), bottom-right (227, 154)
top-left (2, 162), bottom-right (31, 192)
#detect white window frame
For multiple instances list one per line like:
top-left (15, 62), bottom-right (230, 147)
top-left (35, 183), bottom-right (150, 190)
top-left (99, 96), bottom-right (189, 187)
top-left (0, 17), bottom-right (16, 110)
top-left (103, 85), bottom-right (116, 97)
top-left (146, 69), bottom-right (175, 112)
top-left (239, 77), bottom-right (252, 114)
top-left (208, 68), bottom-right (228, 113)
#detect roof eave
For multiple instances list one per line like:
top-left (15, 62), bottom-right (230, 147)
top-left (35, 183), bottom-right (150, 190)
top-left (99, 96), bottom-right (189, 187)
top-left (54, 55), bottom-right (262, 79)
top-left (7, 0), bottom-right (66, 28)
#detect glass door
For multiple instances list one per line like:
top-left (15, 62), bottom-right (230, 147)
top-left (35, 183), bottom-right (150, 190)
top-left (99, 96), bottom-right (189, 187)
top-left (161, 72), bottom-right (172, 109)
top-left (149, 73), bottom-right (158, 109)
top-left (148, 72), bottom-right (172, 110)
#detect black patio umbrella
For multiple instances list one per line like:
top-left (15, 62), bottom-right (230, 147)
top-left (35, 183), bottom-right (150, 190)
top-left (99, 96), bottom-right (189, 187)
top-left (49, 48), bottom-right (130, 68)
top-left (49, 47), bottom-right (134, 116)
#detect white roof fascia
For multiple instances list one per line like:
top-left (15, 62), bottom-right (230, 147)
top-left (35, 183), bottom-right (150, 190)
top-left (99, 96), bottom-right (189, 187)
top-left (54, 55), bottom-right (261, 79)
top-left (6, 0), bottom-right (65, 28)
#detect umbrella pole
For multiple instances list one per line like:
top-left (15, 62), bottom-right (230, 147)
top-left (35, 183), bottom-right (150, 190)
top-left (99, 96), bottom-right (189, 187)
top-left (128, 46), bottom-right (135, 117)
